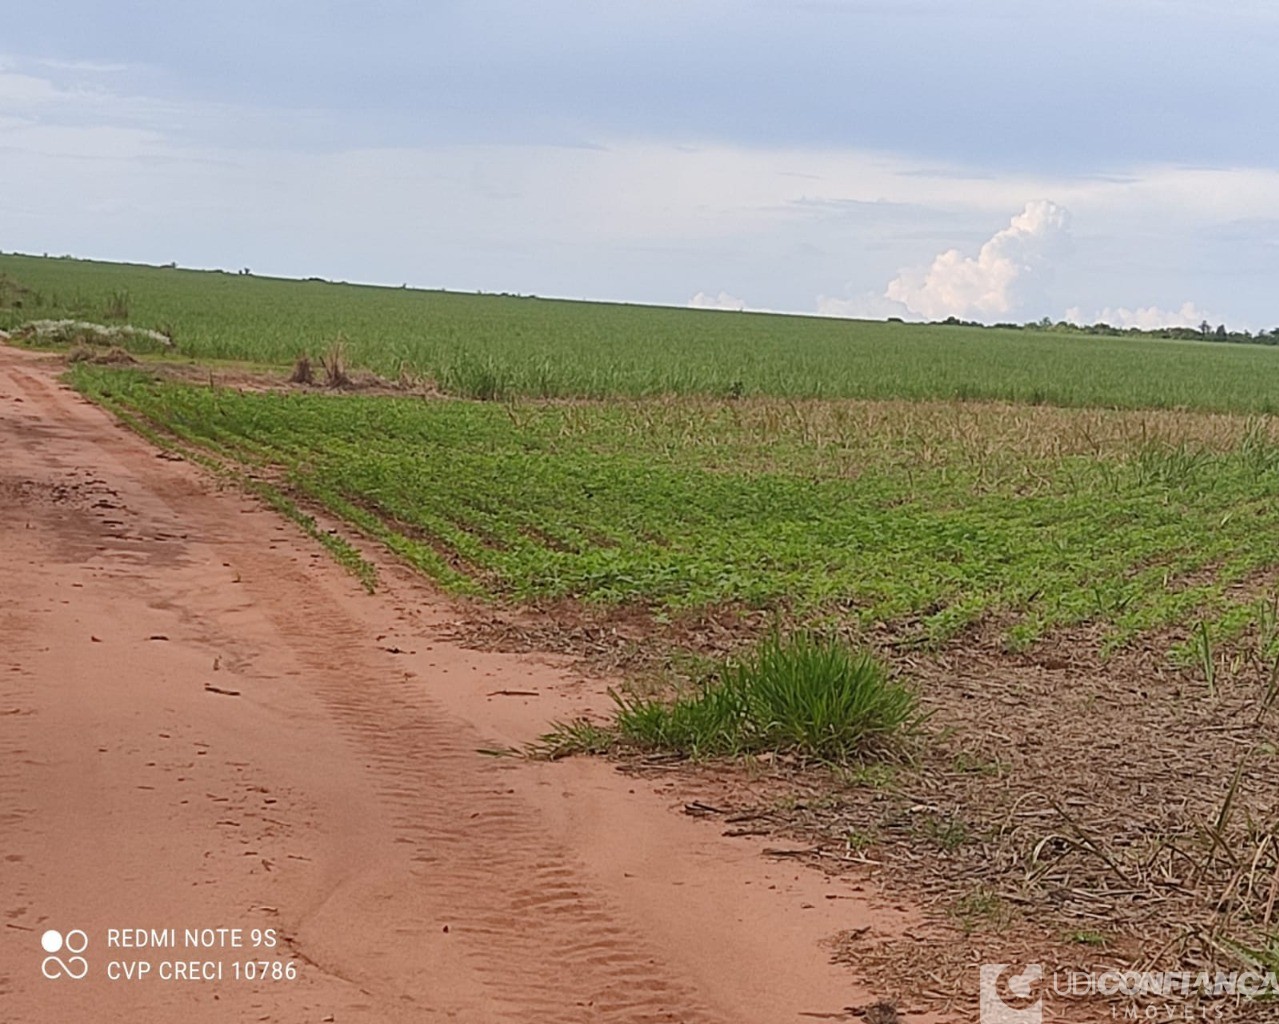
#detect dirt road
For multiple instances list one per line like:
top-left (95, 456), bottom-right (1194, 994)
top-left (0, 346), bottom-right (920, 1023)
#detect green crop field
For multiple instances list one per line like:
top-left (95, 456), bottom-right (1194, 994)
top-left (5, 252), bottom-right (1279, 411)
top-left (69, 365), bottom-right (1279, 663)
top-left (8, 253), bottom-right (1279, 665)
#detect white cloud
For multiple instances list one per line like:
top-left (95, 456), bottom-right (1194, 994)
top-left (882, 200), bottom-right (1071, 320)
top-left (1064, 301), bottom-right (1216, 330)
top-left (815, 291), bottom-right (916, 320)
top-left (688, 290), bottom-right (746, 310)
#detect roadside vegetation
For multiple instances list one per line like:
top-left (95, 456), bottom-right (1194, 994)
top-left (543, 633), bottom-right (919, 761)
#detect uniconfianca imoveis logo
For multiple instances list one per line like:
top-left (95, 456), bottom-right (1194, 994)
top-left (980, 963), bottom-right (1043, 1024)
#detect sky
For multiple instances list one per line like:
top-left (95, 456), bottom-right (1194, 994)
top-left (3, 1), bottom-right (1279, 329)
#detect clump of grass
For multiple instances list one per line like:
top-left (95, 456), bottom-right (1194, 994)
top-left (1192, 619), bottom-right (1217, 695)
top-left (919, 811), bottom-right (970, 851)
top-left (319, 336), bottom-right (351, 388)
top-left (534, 719), bottom-right (616, 760)
top-left (289, 353), bottom-right (315, 385)
top-left (610, 632), bottom-right (917, 761)
top-left (67, 343), bottom-right (136, 365)
top-left (951, 885), bottom-right (1010, 934)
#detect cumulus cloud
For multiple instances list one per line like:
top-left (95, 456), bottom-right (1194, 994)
top-left (688, 290), bottom-right (746, 311)
top-left (882, 200), bottom-right (1071, 320)
top-left (1064, 301), bottom-right (1215, 330)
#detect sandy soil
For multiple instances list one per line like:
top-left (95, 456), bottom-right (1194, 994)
top-left (0, 345), bottom-right (932, 1023)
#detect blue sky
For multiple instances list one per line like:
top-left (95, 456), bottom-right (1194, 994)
top-left (4, 1), bottom-right (1278, 328)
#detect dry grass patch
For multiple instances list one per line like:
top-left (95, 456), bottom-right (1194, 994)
top-left (66, 344), bottom-right (137, 365)
top-left (319, 337), bottom-right (352, 388)
top-left (288, 353), bottom-right (314, 385)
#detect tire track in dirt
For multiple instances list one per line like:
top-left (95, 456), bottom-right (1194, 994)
top-left (0, 569), bottom-right (41, 1004)
top-left (242, 573), bottom-right (724, 1023)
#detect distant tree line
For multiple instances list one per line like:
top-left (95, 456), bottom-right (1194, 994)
top-left (932, 315), bottom-right (1279, 346)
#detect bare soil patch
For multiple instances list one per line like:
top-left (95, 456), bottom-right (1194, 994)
top-left (442, 597), bottom-right (1279, 1020)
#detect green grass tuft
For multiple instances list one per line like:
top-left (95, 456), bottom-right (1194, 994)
top-left (611, 632), bottom-right (916, 761)
top-left (530, 718), bottom-right (616, 760)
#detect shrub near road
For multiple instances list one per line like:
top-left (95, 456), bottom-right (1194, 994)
top-left (612, 633), bottom-right (919, 760)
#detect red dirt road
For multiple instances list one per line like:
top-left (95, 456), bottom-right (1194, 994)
top-left (0, 346), bottom-right (924, 1023)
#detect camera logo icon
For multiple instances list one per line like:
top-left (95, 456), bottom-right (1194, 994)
top-left (980, 963), bottom-right (1043, 1024)
top-left (41, 929), bottom-right (89, 980)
